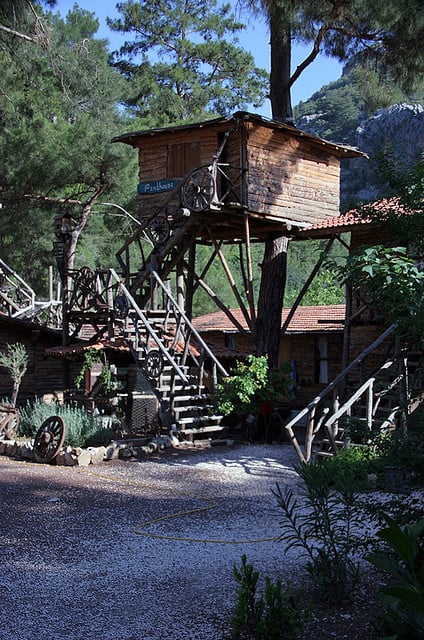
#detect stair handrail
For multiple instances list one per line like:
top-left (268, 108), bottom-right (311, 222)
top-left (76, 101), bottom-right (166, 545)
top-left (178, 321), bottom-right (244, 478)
top-left (148, 267), bottom-right (229, 378)
top-left (0, 257), bottom-right (36, 316)
top-left (108, 269), bottom-right (190, 383)
top-left (284, 323), bottom-right (398, 462)
top-left (324, 359), bottom-right (395, 430)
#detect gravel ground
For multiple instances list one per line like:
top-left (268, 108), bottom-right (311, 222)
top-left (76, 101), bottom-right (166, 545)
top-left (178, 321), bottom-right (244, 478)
top-left (0, 442), bottom-right (306, 640)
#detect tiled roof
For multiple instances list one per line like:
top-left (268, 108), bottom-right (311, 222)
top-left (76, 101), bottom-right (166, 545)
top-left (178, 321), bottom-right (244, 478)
top-left (298, 197), bottom-right (407, 237)
top-left (192, 305), bottom-right (345, 334)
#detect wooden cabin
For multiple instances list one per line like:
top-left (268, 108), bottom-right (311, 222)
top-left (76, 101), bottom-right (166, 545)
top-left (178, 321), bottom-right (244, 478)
top-left (192, 304), bottom-right (346, 408)
top-left (112, 111), bottom-right (363, 241)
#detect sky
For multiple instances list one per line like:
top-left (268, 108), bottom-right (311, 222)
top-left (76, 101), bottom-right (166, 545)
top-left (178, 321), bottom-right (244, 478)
top-left (53, 0), bottom-right (344, 116)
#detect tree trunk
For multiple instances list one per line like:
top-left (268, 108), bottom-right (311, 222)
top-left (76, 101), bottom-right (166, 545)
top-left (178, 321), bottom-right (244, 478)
top-left (269, 15), bottom-right (293, 124)
top-left (255, 234), bottom-right (289, 368)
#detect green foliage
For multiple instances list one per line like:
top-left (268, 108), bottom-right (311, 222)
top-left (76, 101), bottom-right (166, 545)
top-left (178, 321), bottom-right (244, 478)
top-left (228, 554), bottom-right (306, 640)
top-left (18, 398), bottom-right (112, 448)
top-left (215, 355), bottom-right (291, 416)
top-left (0, 5), bottom-right (137, 291)
top-left (273, 462), bottom-right (363, 600)
top-left (367, 514), bottom-right (424, 639)
top-left (334, 245), bottom-right (424, 347)
top-left (74, 348), bottom-right (117, 395)
top-left (0, 342), bottom-right (29, 407)
top-left (108, 0), bottom-right (268, 123)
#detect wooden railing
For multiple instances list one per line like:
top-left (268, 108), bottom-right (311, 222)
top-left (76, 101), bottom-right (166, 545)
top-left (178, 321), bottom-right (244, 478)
top-left (284, 324), bottom-right (400, 463)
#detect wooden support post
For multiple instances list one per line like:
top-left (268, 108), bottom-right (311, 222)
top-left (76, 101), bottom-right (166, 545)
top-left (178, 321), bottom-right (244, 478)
top-left (211, 236), bottom-right (253, 331)
top-left (244, 213), bottom-right (256, 325)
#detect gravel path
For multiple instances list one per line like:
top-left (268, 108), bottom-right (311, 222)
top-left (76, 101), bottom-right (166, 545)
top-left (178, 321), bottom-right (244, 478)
top-left (0, 443), bottom-right (303, 640)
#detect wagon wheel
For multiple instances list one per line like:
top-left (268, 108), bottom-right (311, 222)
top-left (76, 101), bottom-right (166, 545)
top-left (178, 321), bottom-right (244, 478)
top-left (33, 416), bottom-right (66, 464)
top-left (71, 266), bottom-right (97, 311)
top-left (144, 350), bottom-right (164, 379)
top-left (0, 407), bottom-right (19, 440)
top-left (147, 216), bottom-right (170, 245)
top-left (182, 168), bottom-right (216, 212)
top-left (113, 290), bottom-right (129, 319)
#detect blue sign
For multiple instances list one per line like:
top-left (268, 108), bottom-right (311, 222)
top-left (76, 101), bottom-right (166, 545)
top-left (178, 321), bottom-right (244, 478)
top-left (137, 179), bottom-right (180, 195)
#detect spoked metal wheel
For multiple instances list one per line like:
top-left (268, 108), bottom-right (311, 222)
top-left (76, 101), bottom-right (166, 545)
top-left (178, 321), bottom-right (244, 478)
top-left (181, 168), bottom-right (216, 212)
top-left (71, 266), bottom-right (97, 311)
top-left (144, 350), bottom-right (164, 379)
top-left (113, 290), bottom-right (129, 319)
top-left (147, 216), bottom-right (170, 245)
top-left (33, 416), bottom-right (66, 464)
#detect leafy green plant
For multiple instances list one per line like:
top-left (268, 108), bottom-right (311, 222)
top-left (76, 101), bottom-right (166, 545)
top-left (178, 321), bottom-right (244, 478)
top-left (75, 348), bottom-right (117, 394)
top-left (367, 514), bottom-right (424, 639)
top-left (18, 398), bottom-right (112, 448)
top-left (328, 444), bottom-right (383, 490)
top-left (273, 462), bottom-right (363, 600)
top-left (215, 355), bottom-right (291, 417)
top-left (228, 554), bottom-right (306, 640)
top-left (0, 342), bottom-right (28, 407)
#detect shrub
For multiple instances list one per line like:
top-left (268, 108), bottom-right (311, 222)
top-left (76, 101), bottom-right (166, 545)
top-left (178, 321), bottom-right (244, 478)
top-left (367, 515), bottom-right (424, 639)
top-left (215, 355), bottom-right (291, 417)
top-left (273, 461), bottom-right (364, 600)
top-left (18, 398), bottom-right (112, 448)
top-left (227, 554), bottom-right (306, 640)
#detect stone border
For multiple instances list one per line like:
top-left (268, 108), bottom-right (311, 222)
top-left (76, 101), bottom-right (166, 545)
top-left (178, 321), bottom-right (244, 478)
top-left (0, 435), bottom-right (234, 466)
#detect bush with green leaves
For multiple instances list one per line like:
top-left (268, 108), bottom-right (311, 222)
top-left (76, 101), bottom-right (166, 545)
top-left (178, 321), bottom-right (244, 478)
top-left (273, 461), bottom-right (364, 600)
top-left (227, 554), bottom-right (306, 640)
top-left (215, 355), bottom-right (291, 417)
top-left (0, 342), bottom-right (28, 407)
top-left (367, 514), bottom-right (424, 639)
top-left (18, 398), bottom-right (112, 448)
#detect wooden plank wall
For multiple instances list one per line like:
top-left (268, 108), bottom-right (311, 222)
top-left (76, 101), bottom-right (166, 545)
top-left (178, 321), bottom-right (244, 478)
top-left (0, 322), bottom-right (76, 406)
top-left (245, 124), bottom-right (341, 225)
top-left (136, 127), bottom-right (223, 218)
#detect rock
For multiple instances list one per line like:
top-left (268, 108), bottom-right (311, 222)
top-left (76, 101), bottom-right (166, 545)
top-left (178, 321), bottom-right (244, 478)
top-left (72, 448), bottom-right (92, 466)
top-left (104, 442), bottom-right (121, 460)
top-left (55, 450), bottom-right (76, 466)
top-left (119, 445), bottom-right (134, 459)
top-left (88, 446), bottom-right (106, 465)
top-left (5, 441), bottom-right (17, 457)
top-left (16, 442), bottom-right (33, 460)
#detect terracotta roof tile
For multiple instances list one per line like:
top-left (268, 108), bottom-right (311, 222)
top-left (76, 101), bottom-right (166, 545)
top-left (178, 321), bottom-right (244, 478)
top-left (298, 197), bottom-right (409, 237)
top-left (192, 305), bottom-right (345, 334)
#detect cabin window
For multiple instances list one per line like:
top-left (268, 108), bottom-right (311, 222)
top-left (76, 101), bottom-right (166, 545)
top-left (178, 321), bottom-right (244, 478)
top-left (167, 142), bottom-right (201, 178)
top-left (225, 334), bottom-right (236, 350)
top-left (315, 335), bottom-right (329, 384)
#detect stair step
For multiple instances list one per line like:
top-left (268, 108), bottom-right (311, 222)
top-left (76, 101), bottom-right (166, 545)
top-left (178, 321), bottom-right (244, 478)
top-left (178, 425), bottom-right (226, 435)
top-left (172, 394), bottom-right (209, 403)
top-left (177, 414), bottom-right (223, 426)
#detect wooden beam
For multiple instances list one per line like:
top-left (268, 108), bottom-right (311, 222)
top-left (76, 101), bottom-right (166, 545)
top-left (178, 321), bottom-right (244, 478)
top-left (210, 235), bottom-right (253, 332)
top-left (183, 260), bottom-right (252, 339)
top-left (244, 213), bottom-right (256, 324)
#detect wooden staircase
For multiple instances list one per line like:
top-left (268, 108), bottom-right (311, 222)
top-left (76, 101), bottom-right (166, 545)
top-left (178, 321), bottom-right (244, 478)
top-left (109, 268), bottom-right (228, 440)
top-left (283, 325), bottom-right (424, 463)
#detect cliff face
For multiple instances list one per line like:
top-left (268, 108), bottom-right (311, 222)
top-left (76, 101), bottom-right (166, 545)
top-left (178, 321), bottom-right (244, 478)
top-left (342, 103), bottom-right (424, 207)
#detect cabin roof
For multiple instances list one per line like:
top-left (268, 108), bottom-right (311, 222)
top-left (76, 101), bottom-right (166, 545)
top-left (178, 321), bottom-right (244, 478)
top-left (192, 304), bottom-right (345, 334)
top-left (296, 196), bottom-right (407, 239)
top-left (112, 111), bottom-right (364, 159)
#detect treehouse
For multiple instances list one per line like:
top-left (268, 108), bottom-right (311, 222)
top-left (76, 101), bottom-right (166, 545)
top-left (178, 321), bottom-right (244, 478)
top-left (112, 110), bottom-right (362, 243)
top-left (61, 112), bottom-right (366, 441)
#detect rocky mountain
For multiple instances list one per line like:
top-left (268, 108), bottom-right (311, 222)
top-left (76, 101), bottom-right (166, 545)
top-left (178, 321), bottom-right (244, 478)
top-left (295, 69), bottom-right (424, 210)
